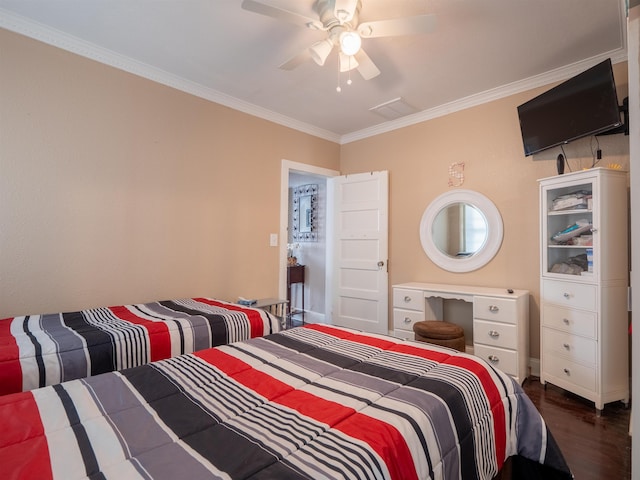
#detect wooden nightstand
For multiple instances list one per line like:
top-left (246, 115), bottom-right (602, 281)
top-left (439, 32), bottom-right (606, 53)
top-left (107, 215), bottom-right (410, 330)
top-left (287, 264), bottom-right (305, 326)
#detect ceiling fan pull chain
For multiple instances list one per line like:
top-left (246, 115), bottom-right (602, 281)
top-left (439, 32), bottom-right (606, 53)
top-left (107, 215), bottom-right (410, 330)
top-left (336, 50), bottom-right (343, 92)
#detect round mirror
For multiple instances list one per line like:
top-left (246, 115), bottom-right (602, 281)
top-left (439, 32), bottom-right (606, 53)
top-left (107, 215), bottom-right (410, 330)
top-left (420, 190), bottom-right (503, 272)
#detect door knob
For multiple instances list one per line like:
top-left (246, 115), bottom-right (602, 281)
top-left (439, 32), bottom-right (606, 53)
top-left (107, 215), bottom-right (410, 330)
top-left (377, 261), bottom-right (384, 267)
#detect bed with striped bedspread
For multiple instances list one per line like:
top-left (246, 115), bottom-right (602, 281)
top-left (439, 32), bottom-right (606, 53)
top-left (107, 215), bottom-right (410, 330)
top-left (0, 297), bottom-right (280, 396)
top-left (0, 323), bottom-right (572, 479)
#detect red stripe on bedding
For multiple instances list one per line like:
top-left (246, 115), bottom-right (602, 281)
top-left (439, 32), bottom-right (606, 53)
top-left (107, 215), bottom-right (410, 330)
top-left (108, 306), bottom-right (171, 362)
top-left (195, 298), bottom-right (265, 338)
top-left (303, 323), bottom-right (399, 349)
top-left (196, 346), bottom-right (416, 480)
top-left (194, 347), bottom-right (254, 377)
top-left (276, 389), bottom-right (416, 480)
top-left (445, 355), bottom-right (507, 467)
top-left (389, 342), bottom-right (453, 363)
top-left (0, 318), bottom-right (23, 396)
top-left (0, 392), bottom-right (53, 479)
top-left (338, 412), bottom-right (418, 480)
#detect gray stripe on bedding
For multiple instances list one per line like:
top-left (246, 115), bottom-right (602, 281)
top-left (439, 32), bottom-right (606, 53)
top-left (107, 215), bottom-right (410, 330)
top-left (41, 313), bottom-right (89, 383)
top-left (142, 302), bottom-right (213, 352)
top-left (83, 371), bottom-right (220, 480)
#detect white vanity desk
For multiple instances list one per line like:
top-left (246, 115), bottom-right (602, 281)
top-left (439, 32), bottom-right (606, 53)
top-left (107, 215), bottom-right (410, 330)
top-left (393, 282), bottom-right (529, 383)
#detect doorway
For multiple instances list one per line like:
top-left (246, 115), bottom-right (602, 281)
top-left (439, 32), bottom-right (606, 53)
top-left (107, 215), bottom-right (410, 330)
top-left (279, 160), bottom-right (339, 324)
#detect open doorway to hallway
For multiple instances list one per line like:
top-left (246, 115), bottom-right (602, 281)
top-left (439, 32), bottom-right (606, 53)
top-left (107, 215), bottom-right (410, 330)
top-left (279, 161), bottom-right (339, 325)
top-left (288, 172), bottom-right (326, 325)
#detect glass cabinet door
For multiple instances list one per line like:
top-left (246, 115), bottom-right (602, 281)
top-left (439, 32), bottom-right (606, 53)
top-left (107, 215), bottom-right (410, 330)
top-left (541, 177), bottom-right (596, 281)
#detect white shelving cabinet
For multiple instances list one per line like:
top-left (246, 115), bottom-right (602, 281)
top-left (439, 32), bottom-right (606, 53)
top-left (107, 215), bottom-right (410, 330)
top-left (539, 168), bottom-right (629, 412)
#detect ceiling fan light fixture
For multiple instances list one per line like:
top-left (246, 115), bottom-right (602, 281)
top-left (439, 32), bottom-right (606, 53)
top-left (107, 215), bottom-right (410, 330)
top-left (309, 39), bottom-right (334, 66)
top-left (339, 31), bottom-right (361, 56)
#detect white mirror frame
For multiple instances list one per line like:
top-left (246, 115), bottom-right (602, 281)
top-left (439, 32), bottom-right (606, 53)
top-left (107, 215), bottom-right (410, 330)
top-left (419, 189), bottom-right (503, 273)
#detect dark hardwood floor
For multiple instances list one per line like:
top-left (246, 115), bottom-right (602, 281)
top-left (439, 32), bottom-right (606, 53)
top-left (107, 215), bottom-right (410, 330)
top-left (522, 377), bottom-right (631, 480)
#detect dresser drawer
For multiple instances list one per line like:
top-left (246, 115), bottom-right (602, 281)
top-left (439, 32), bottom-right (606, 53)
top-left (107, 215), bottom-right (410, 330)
top-left (393, 288), bottom-right (425, 311)
top-left (543, 328), bottom-right (597, 365)
top-left (473, 296), bottom-right (517, 324)
top-left (474, 319), bottom-right (517, 349)
top-left (542, 303), bottom-right (597, 339)
top-left (542, 279), bottom-right (597, 311)
top-left (393, 309), bottom-right (424, 333)
top-left (474, 344), bottom-right (517, 377)
top-left (543, 351), bottom-right (596, 392)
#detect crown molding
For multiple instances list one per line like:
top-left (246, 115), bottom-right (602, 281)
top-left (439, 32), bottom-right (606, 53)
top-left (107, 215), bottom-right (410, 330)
top-left (1, 8), bottom-right (628, 147)
top-left (340, 48), bottom-right (629, 144)
top-left (0, 9), bottom-right (342, 144)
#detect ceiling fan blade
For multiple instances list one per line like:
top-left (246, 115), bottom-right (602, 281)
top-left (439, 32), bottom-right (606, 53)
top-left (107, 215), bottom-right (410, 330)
top-left (358, 14), bottom-right (436, 38)
top-left (339, 52), bottom-right (359, 72)
top-left (279, 49), bottom-right (312, 70)
top-left (354, 49), bottom-right (380, 80)
top-left (333, 0), bottom-right (359, 24)
top-left (241, 0), bottom-right (322, 29)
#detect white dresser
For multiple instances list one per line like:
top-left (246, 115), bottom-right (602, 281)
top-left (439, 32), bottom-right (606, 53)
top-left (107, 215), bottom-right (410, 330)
top-left (392, 283), bottom-right (529, 383)
top-left (539, 168), bottom-right (629, 412)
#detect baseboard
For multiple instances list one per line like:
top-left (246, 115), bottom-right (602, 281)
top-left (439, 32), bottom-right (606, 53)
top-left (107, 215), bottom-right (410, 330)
top-left (529, 358), bottom-right (540, 378)
top-left (296, 310), bottom-right (326, 325)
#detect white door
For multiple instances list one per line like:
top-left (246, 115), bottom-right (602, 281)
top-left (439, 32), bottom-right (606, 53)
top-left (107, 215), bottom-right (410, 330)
top-left (327, 171), bottom-right (389, 334)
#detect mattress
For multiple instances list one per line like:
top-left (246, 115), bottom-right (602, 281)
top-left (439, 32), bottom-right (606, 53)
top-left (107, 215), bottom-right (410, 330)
top-left (0, 297), bottom-right (280, 395)
top-left (0, 323), bottom-right (572, 479)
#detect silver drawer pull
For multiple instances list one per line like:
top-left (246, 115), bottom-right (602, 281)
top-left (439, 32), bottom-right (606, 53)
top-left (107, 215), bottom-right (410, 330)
top-left (563, 292), bottom-right (572, 299)
top-left (488, 330), bottom-right (500, 338)
top-left (563, 368), bottom-right (571, 375)
top-left (489, 305), bottom-right (499, 312)
top-left (403, 317), bottom-right (412, 324)
top-left (403, 296), bottom-right (411, 303)
top-left (562, 318), bottom-right (570, 325)
top-left (487, 355), bottom-right (499, 363)
top-left (563, 343), bottom-right (570, 350)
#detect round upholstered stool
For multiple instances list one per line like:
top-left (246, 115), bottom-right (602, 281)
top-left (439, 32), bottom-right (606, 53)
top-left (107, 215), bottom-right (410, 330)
top-left (413, 320), bottom-right (466, 352)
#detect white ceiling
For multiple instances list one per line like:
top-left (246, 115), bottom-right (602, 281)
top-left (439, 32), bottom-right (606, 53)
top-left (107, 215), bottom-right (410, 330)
top-left (0, 0), bottom-right (628, 144)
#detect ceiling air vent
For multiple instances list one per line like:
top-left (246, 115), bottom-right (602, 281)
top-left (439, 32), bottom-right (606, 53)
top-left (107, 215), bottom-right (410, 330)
top-left (369, 97), bottom-right (418, 120)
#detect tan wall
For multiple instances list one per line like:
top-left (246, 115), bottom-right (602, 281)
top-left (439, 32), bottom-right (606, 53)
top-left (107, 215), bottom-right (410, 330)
top-left (0, 29), bottom-right (340, 318)
top-left (340, 62), bottom-right (630, 358)
top-left (0, 28), bottom-right (630, 361)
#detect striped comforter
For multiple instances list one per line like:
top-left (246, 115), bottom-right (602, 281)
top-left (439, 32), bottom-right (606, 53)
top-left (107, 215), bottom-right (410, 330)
top-left (0, 324), bottom-right (572, 480)
top-left (0, 298), bottom-right (280, 396)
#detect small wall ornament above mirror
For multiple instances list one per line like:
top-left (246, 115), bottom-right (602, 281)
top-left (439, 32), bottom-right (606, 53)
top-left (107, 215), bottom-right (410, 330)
top-left (292, 184), bottom-right (318, 242)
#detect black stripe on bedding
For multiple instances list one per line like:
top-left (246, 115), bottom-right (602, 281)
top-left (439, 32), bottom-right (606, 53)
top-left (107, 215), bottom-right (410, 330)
top-left (21, 315), bottom-right (47, 388)
top-left (410, 376), bottom-right (481, 480)
top-left (263, 332), bottom-right (327, 353)
top-left (266, 334), bottom-right (363, 369)
top-left (159, 300), bottom-right (228, 348)
top-left (62, 311), bottom-right (116, 376)
top-left (120, 365), bottom-right (210, 436)
top-left (246, 461), bottom-right (311, 480)
top-left (53, 384), bottom-right (106, 480)
top-left (122, 363), bottom-right (279, 478)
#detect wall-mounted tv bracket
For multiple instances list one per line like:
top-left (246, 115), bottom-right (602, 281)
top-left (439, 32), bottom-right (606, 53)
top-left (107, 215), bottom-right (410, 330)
top-left (599, 96), bottom-right (629, 137)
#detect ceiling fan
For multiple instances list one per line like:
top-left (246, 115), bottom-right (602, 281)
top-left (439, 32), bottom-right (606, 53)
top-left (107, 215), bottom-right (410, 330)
top-left (241, 0), bottom-right (436, 81)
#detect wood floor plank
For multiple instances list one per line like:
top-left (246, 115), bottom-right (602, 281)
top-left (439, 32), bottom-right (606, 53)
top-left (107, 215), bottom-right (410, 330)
top-left (522, 377), bottom-right (631, 480)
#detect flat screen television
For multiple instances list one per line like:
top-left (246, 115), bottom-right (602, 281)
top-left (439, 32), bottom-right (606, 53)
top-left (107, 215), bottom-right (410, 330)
top-left (517, 58), bottom-right (622, 156)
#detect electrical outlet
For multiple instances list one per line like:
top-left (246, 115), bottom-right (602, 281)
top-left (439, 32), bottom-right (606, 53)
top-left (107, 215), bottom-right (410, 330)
top-left (269, 233), bottom-right (278, 247)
